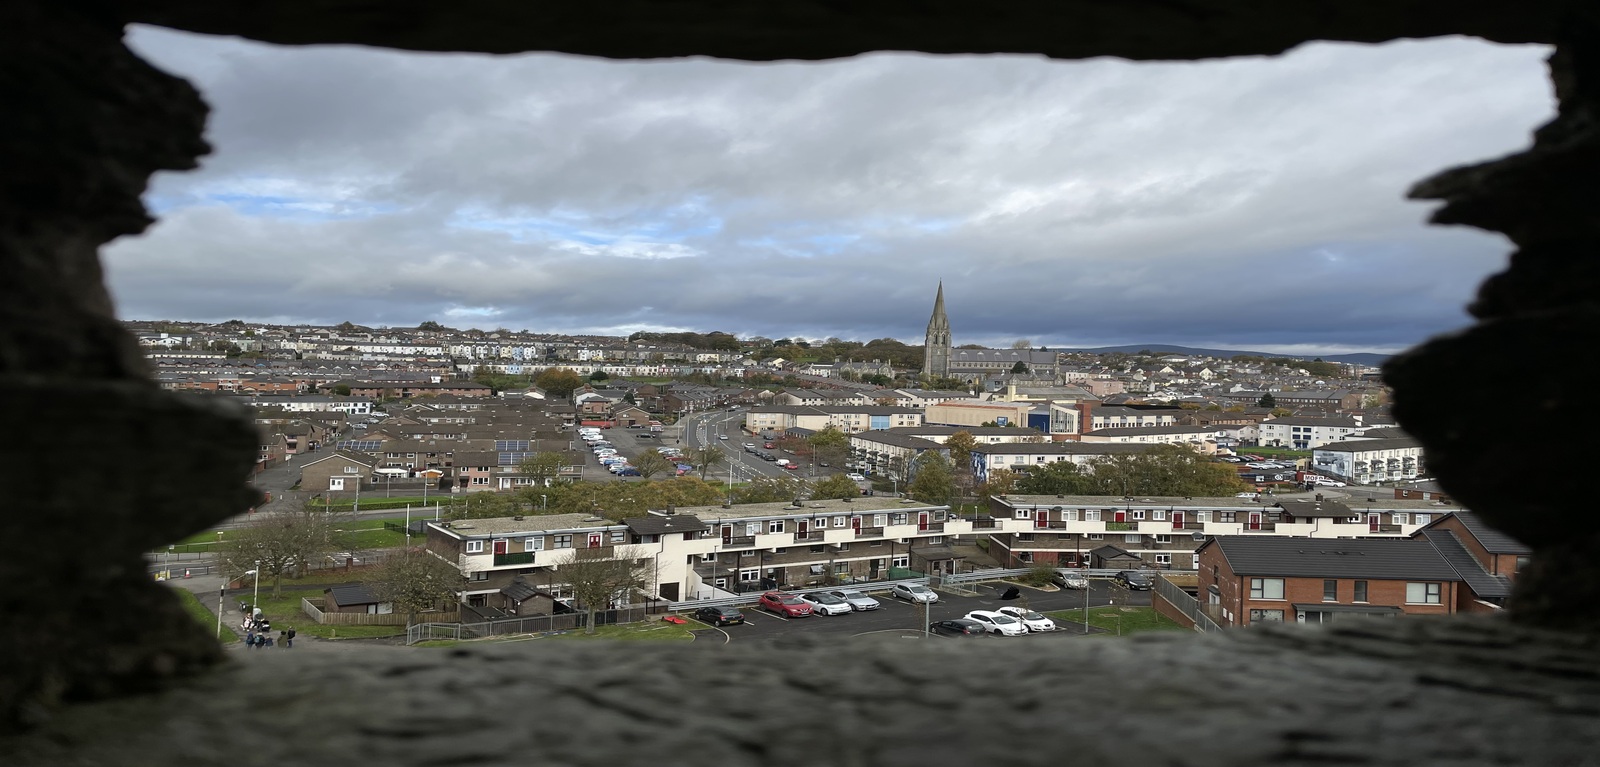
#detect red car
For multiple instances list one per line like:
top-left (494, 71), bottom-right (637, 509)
top-left (759, 591), bottom-right (812, 618)
top-left (763, 442), bottom-right (776, 449)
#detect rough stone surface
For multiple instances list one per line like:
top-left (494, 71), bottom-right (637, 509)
top-left (116, 1), bottom-right (1594, 60)
top-left (7, 618), bottom-right (1600, 765)
top-left (6, 0), bottom-right (1600, 756)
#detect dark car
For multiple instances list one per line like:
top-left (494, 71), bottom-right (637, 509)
top-left (928, 619), bottom-right (987, 637)
top-left (693, 606), bottom-right (746, 626)
top-left (1114, 570), bottom-right (1154, 591)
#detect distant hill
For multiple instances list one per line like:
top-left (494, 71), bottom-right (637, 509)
top-left (1061, 344), bottom-right (1390, 367)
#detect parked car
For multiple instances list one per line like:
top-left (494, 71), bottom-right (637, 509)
top-left (758, 592), bottom-right (812, 618)
top-left (718, 435), bottom-right (728, 440)
top-left (1051, 570), bottom-right (1089, 590)
top-left (997, 606), bottom-right (1057, 632)
top-left (825, 589), bottom-right (880, 611)
top-left (847, 473), bottom-right (867, 482)
top-left (798, 592), bottom-right (852, 616)
top-left (964, 610), bottom-right (1028, 636)
top-left (763, 442), bottom-right (776, 449)
top-left (1114, 571), bottom-right (1154, 591)
top-left (1235, 491), bottom-right (1262, 499)
top-left (692, 606), bottom-right (745, 626)
top-left (928, 619), bottom-right (987, 637)
top-left (891, 583), bottom-right (938, 603)
top-left (743, 442), bottom-right (756, 449)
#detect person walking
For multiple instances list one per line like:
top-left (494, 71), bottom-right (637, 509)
top-left (286, 627), bottom-right (296, 649)
top-left (246, 628), bottom-right (255, 647)
top-left (278, 630), bottom-right (287, 648)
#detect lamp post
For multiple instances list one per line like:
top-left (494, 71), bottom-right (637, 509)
top-left (216, 585), bottom-right (225, 639)
top-left (164, 544), bottom-right (174, 581)
top-left (247, 564), bottom-right (260, 617)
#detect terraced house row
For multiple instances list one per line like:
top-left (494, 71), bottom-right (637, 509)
top-left (423, 492), bottom-right (1464, 616)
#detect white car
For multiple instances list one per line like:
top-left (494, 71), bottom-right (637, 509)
top-left (1052, 570), bottom-right (1089, 590)
top-left (798, 592), bottom-right (852, 616)
top-left (890, 583), bottom-right (938, 603)
top-left (847, 473), bottom-right (867, 482)
top-left (824, 589), bottom-right (880, 611)
top-left (997, 606), bottom-right (1057, 632)
top-left (964, 610), bottom-right (1028, 637)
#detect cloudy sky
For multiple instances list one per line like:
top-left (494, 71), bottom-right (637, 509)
top-left (107, 28), bottom-right (1554, 355)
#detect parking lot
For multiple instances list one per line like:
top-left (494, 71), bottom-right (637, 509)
top-left (684, 580), bottom-right (1150, 643)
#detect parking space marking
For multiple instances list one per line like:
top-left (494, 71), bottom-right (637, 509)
top-left (748, 608), bottom-right (790, 623)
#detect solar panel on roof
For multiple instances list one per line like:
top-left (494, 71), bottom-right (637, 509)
top-left (337, 440), bottom-right (383, 452)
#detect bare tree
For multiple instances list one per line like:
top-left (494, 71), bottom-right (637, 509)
top-left (219, 504), bottom-right (348, 598)
top-left (688, 445), bottom-right (725, 482)
top-left (517, 451), bottom-right (569, 487)
top-left (633, 449), bottom-right (675, 479)
top-left (1011, 339), bottom-right (1032, 349)
top-left (554, 545), bottom-right (657, 634)
top-left (367, 548), bottom-right (462, 626)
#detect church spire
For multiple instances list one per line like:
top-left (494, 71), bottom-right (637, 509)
top-left (924, 281), bottom-right (952, 380)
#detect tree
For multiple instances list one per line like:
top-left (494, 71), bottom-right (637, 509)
top-left (905, 452), bottom-right (956, 505)
top-left (445, 492), bottom-right (515, 520)
top-left (1270, 407), bottom-right (1293, 418)
top-left (1011, 339), bottom-right (1032, 349)
top-left (1258, 392), bottom-right (1276, 408)
top-left (632, 449), bottom-right (674, 480)
top-left (1010, 361), bottom-right (1030, 374)
top-left (687, 446), bottom-right (726, 482)
top-left (417, 320), bottom-right (445, 331)
top-left (806, 426), bottom-right (850, 468)
top-left (534, 368), bottom-right (584, 398)
top-left (1086, 444), bottom-right (1252, 497)
top-left (976, 467), bottom-right (1019, 498)
top-left (944, 430), bottom-right (979, 502)
top-left (555, 545), bottom-right (656, 635)
top-left (367, 548), bottom-right (461, 626)
top-left (218, 505), bottom-right (348, 599)
top-left (810, 473), bottom-right (863, 501)
top-left (589, 370), bottom-right (610, 382)
top-left (732, 476), bottom-right (805, 504)
top-left (332, 384), bottom-right (351, 396)
top-left (517, 452), bottom-right (569, 488)
top-left (1015, 460), bottom-right (1094, 496)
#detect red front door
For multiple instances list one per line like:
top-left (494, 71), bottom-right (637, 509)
top-left (587, 533), bottom-right (603, 548)
top-left (917, 512), bottom-right (929, 531)
top-left (1248, 512), bottom-right (1262, 531)
top-left (797, 519), bottom-right (809, 536)
top-left (1035, 509), bottom-right (1049, 529)
top-left (721, 525), bottom-right (732, 544)
top-left (1368, 513), bottom-right (1380, 533)
top-left (1114, 510), bottom-right (1126, 523)
top-left (1172, 510), bottom-right (1184, 529)
top-left (492, 539), bottom-right (508, 555)
top-left (852, 516), bottom-right (862, 534)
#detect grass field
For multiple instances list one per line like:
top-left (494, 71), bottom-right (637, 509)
top-left (1043, 606), bottom-right (1186, 636)
top-left (415, 619), bottom-right (698, 647)
top-left (246, 588), bottom-right (405, 640)
top-left (162, 517), bottom-right (410, 553)
top-left (170, 585), bottom-right (241, 644)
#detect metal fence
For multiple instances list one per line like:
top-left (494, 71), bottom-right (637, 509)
top-left (404, 605), bottom-right (657, 645)
top-left (1154, 573), bottom-right (1224, 633)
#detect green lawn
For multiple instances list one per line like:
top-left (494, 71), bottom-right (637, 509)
top-left (414, 619), bottom-right (697, 647)
top-left (169, 585), bottom-right (241, 643)
top-left (247, 590), bottom-right (406, 640)
top-left (1043, 606), bottom-right (1186, 636)
top-left (160, 517), bottom-right (411, 553)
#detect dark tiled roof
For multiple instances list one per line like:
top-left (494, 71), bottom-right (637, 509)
top-left (500, 578), bottom-right (539, 602)
top-left (1090, 544), bottom-right (1140, 560)
top-left (325, 584), bottom-right (379, 606)
top-left (1209, 536), bottom-right (1462, 581)
top-left (1420, 530), bottom-right (1512, 599)
top-left (1312, 437), bottom-right (1421, 453)
top-left (623, 514), bottom-right (708, 536)
top-left (1444, 510), bottom-right (1531, 554)
top-left (1274, 498), bottom-right (1354, 519)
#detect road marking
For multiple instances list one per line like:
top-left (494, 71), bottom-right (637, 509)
top-left (750, 608), bottom-right (790, 623)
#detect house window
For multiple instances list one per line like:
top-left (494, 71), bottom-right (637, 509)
top-left (526, 536), bottom-right (544, 551)
top-left (1063, 509), bottom-right (1078, 521)
top-left (745, 522), bottom-right (760, 536)
top-left (342, 466), bottom-right (359, 474)
top-left (809, 545), bottom-right (825, 554)
top-left (1392, 512), bottom-right (1409, 525)
top-left (1085, 510), bottom-right (1101, 521)
top-left (1014, 508), bottom-right (1031, 519)
top-left (1249, 609), bottom-right (1285, 623)
top-left (768, 520), bottom-right (785, 534)
top-left (1018, 551), bottom-right (1033, 563)
top-left (740, 549), bottom-right (756, 558)
top-left (1016, 533), bottom-right (1034, 542)
top-left (1406, 582), bottom-right (1442, 604)
top-left (1153, 535), bottom-right (1171, 544)
top-left (873, 514), bottom-right (887, 527)
top-left (1086, 534), bottom-right (1103, 541)
top-left (1250, 578), bottom-right (1285, 600)
top-left (837, 542), bottom-right (851, 551)
top-left (814, 518), bottom-right (827, 530)
top-left (1515, 556), bottom-right (1531, 573)
top-left (554, 535), bottom-right (572, 549)
top-left (699, 553), bottom-right (716, 562)
top-left (1131, 510), bottom-right (1145, 520)
top-left (892, 513), bottom-right (907, 525)
top-left (1354, 580), bottom-right (1368, 603)
top-left (1124, 534), bottom-right (1141, 544)
top-left (470, 570), bottom-right (489, 582)
top-left (1152, 510), bottom-right (1166, 521)
top-left (870, 540), bottom-right (884, 547)
top-left (1323, 579), bottom-right (1338, 602)
top-left (465, 540), bottom-right (485, 554)
top-left (927, 536), bottom-right (944, 545)
top-left (739, 569), bottom-right (759, 583)
top-left (1218, 512), bottom-right (1236, 523)
top-left (1196, 511), bottom-right (1210, 523)
top-left (1155, 554), bottom-right (1173, 566)
top-left (833, 516), bottom-right (847, 528)
top-left (891, 555), bottom-right (909, 568)
top-left (1414, 513), bottom-right (1431, 525)
top-left (611, 531), bottom-right (625, 544)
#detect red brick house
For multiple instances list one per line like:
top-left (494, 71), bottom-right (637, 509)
top-left (1197, 535), bottom-right (1464, 627)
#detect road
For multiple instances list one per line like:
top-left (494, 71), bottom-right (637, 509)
top-left (679, 409), bottom-right (822, 483)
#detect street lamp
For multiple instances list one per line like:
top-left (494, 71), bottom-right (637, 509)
top-left (165, 544), bottom-right (174, 581)
top-left (246, 564), bottom-right (260, 618)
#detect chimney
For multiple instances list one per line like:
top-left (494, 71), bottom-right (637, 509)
top-left (1076, 401), bottom-right (1094, 434)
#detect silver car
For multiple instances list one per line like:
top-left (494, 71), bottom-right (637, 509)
top-left (891, 583), bottom-right (938, 603)
top-left (825, 589), bottom-right (881, 611)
